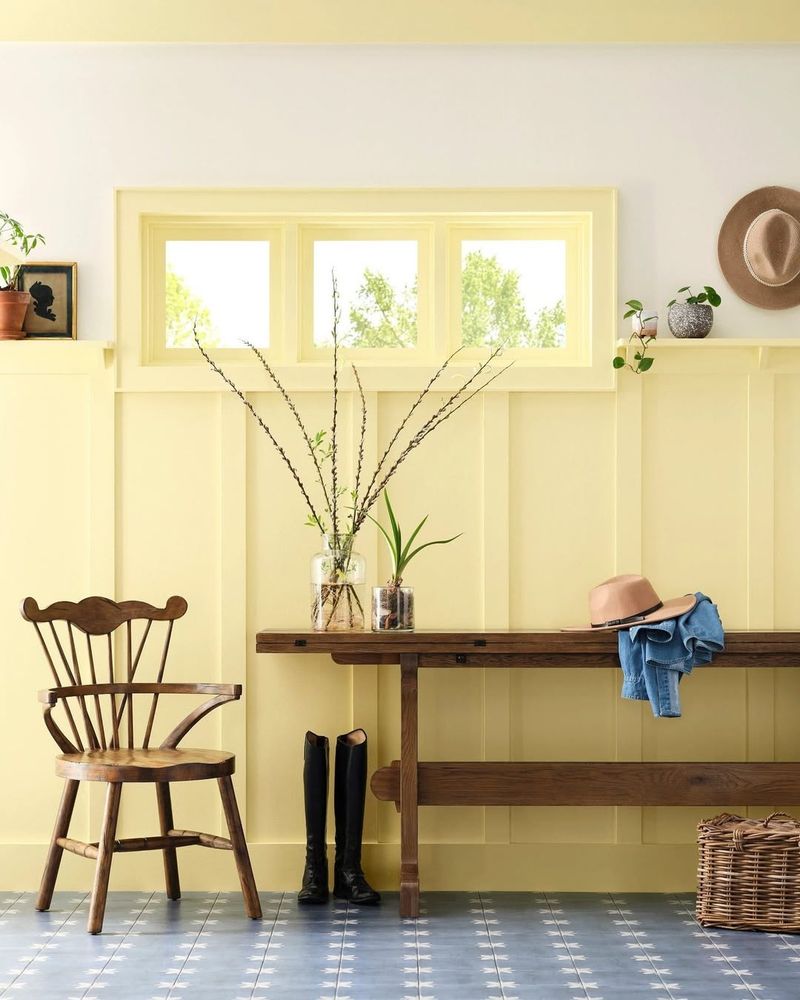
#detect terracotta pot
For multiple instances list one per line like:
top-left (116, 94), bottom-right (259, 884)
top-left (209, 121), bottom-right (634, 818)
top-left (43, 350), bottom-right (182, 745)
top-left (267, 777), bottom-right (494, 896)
top-left (0, 290), bottom-right (31, 340)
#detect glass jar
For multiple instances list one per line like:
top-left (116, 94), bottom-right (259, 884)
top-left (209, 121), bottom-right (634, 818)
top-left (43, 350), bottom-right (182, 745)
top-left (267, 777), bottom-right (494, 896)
top-left (372, 585), bottom-right (415, 631)
top-left (310, 534), bottom-right (366, 631)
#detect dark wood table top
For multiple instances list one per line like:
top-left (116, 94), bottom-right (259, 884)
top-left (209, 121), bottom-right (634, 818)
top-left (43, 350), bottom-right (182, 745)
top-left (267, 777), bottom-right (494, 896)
top-left (255, 628), bottom-right (800, 666)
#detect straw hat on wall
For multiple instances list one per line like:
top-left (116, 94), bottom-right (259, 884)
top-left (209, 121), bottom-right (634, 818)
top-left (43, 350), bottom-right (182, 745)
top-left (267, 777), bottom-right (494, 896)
top-left (718, 186), bottom-right (800, 310)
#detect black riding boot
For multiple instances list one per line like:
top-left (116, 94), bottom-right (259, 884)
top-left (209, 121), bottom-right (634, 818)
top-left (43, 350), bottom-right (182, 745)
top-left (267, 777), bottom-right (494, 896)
top-left (298, 731), bottom-right (329, 904)
top-left (333, 729), bottom-right (381, 904)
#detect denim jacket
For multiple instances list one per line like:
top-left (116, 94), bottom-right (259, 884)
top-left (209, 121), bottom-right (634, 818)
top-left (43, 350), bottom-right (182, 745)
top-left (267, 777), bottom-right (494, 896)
top-left (617, 593), bottom-right (724, 718)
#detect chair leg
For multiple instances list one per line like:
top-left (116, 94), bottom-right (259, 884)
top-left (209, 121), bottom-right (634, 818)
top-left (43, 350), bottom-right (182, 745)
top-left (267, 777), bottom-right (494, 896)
top-left (88, 782), bottom-right (122, 934)
top-left (37, 779), bottom-right (80, 912)
top-left (217, 775), bottom-right (261, 919)
top-left (155, 783), bottom-right (181, 900)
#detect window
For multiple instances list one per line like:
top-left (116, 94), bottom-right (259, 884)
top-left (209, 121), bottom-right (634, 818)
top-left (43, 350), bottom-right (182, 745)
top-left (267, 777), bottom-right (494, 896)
top-left (141, 221), bottom-right (281, 364)
top-left (165, 240), bottom-right (270, 349)
top-left (312, 240), bottom-right (418, 349)
top-left (459, 239), bottom-right (566, 349)
top-left (301, 226), bottom-right (433, 357)
top-left (448, 221), bottom-right (588, 366)
top-left (122, 189), bottom-right (615, 389)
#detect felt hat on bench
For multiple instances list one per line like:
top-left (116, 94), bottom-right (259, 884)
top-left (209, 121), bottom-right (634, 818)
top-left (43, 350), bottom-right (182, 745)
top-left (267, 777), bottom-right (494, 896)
top-left (564, 574), bottom-right (696, 631)
top-left (718, 186), bottom-right (800, 309)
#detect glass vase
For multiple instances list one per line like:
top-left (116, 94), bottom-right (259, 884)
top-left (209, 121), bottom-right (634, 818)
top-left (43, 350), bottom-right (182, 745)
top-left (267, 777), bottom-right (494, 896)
top-left (310, 534), bottom-right (366, 631)
top-left (372, 585), bottom-right (415, 631)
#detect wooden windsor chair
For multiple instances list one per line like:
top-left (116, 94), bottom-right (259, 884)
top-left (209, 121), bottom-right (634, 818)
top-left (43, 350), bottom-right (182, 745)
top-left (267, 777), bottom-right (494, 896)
top-left (22, 595), bottom-right (261, 934)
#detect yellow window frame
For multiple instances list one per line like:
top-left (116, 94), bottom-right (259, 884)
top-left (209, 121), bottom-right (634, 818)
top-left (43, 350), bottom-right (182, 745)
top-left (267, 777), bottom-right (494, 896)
top-left (118, 188), bottom-right (616, 392)
top-left (446, 218), bottom-right (589, 366)
top-left (143, 218), bottom-right (283, 365)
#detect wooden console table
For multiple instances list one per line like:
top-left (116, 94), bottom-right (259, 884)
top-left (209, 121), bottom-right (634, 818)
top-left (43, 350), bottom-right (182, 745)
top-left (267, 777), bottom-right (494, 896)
top-left (255, 629), bottom-right (800, 917)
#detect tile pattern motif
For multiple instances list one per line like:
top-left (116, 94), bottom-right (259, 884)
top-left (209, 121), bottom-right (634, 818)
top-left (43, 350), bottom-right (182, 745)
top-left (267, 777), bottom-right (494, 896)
top-left (1, 892), bottom-right (799, 999)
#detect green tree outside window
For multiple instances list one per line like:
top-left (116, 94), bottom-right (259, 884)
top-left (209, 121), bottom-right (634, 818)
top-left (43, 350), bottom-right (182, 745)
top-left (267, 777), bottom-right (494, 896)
top-left (347, 250), bottom-right (564, 349)
top-left (166, 266), bottom-right (216, 348)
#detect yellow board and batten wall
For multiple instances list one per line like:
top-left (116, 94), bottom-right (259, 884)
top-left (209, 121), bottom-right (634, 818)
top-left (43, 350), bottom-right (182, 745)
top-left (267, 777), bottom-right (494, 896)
top-left (1, 189), bottom-right (799, 891)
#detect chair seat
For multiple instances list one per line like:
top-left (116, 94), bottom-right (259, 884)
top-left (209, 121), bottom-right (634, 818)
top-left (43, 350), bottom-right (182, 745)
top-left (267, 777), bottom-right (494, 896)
top-left (55, 747), bottom-right (235, 783)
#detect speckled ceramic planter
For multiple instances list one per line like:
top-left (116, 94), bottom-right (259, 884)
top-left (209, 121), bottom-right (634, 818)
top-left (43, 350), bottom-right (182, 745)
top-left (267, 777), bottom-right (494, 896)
top-left (667, 302), bottom-right (714, 339)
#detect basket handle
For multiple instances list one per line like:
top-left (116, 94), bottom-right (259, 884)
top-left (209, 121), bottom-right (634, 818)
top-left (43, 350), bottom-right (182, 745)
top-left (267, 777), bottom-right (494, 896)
top-left (731, 811), bottom-right (800, 850)
top-left (762, 811), bottom-right (800, 826)
top-left (704, 812), bottom-right (743, 826)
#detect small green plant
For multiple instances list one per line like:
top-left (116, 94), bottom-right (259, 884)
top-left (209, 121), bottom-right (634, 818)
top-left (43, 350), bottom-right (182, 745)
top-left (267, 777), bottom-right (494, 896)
top-left (612, 298), bottom-right (655, 375)
top-left (668, 285), bottom-right (722, 308)
top-left (368, 491), bottom-right (462, 588)
top-left (0, 213), bottom-right (45, 290)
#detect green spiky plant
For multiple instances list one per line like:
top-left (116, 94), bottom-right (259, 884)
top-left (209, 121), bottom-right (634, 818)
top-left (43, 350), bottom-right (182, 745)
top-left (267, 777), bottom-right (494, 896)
top-left (368, 490), bottom-right (462, 588)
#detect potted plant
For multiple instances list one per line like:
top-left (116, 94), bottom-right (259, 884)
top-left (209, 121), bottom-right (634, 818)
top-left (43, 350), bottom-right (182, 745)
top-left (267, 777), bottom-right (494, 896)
top-left (0, 213), bottom-right (45, 340)
top-left (667, 285), bottom-right (722, 339)
top-left (612, 298), bottom-right (656, 375)
top-left (368, 491), bottom-right (461, 631)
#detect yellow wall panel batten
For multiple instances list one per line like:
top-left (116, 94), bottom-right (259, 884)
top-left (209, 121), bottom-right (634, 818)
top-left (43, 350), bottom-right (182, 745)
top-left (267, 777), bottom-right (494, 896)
top-left (220, 395), bottom-right (249, 831)
top-left (745, 374), bottom-right (776, 817)
top-left (3, 1), bottom-right (800, 43)
top-left (613, 371), bottom-right (644, 845)
top-left (481, 393), bottom-right (511, 845)
top-left (352, 390), bottom-right (380, 845)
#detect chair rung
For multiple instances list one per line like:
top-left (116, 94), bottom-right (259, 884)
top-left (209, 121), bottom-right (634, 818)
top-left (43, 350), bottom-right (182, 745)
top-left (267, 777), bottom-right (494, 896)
top-left (112, 834), bottom-right (200, 853)
top-left (56, 830), bottom-right (228, 860)
top-left (170, 828), bottom-right (232, 850)
top-left (57, 837), bottom-right (99, 860)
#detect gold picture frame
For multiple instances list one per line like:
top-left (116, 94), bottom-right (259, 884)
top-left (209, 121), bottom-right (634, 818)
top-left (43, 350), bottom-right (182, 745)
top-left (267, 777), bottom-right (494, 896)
top-left (18, 262), bottom-right (77, 339)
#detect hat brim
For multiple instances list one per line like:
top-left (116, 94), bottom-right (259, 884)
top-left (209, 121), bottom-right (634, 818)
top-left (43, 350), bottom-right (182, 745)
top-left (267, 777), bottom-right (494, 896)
top-left (562, 594), bottom-right (697, 632)
top-left (718, 186), bottom-right (800, 310)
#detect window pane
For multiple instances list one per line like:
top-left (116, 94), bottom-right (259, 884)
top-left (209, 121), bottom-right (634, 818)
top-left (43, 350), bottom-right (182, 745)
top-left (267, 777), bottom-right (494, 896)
top-left (461, 240), bottom-right (566, 348)
top-left (165, 241), bottom-right (269, 348)
top-left (313, 241), bottom-right (418, 348)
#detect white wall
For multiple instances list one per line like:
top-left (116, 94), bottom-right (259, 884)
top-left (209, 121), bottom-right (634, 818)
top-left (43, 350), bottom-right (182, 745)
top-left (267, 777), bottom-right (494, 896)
top-left (2, 43), bottom-right (799, 340)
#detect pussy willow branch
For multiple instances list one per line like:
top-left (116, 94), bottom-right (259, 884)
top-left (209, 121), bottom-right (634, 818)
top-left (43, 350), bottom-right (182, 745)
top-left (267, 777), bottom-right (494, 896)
top-left (351, 363), bottom-right (367, 525)
top-left (352, 347), bottom-right (511, 533)
top-left (194, 290), bottom-right (512, 543)
top-left (357, 363), bottom-right (511, 529)
top-left (330, 273), bottom-right (341, 540)
top-left (359, 345), bottom-right (465, 512)
top-left (244, 339), bottom-right (333, 523)
top-left (194, 331), bottom-right (321, 526)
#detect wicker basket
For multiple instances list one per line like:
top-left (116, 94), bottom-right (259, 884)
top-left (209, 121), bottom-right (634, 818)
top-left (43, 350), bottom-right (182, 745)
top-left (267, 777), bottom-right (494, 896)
top-left (697, 811), bottom-right (800, 932)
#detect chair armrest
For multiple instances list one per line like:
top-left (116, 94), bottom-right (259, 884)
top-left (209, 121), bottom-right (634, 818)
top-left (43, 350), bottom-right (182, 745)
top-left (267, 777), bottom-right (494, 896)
top-left (38, 682), bottom-right (242, 702)
top-left (40, 703), bottom-right (80, 754)
top-left (37, 683), bottom-right (242, 753)
top-left (159, 689), bottom-right (241, 749)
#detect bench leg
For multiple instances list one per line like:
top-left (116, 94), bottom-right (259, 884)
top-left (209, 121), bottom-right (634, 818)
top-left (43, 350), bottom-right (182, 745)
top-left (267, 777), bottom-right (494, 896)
top-left (156, 783), bottom-right (181, 900)
top-left (218, 775), bottom-right (262, 919)
top-left (400, 654), bottom-right (420, 918)
top-left (37, 779), bottom-right (80, 911)
top-left (88, 782), bottom-right (122, 934)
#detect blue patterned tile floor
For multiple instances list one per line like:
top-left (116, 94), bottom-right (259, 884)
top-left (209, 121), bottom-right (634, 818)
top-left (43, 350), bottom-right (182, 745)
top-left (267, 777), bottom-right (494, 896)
top-left (2, 891), bottom-right (800, 1000)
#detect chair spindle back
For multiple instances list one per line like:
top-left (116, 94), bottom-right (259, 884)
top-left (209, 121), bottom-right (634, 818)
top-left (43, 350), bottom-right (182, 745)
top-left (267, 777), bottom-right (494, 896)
top-left (22, 596), bottom-right (187, 751)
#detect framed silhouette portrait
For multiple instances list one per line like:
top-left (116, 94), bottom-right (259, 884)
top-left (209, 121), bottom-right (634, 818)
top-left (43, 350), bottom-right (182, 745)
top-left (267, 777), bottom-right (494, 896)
top-left (18, 263), bottom-right (77, 338)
